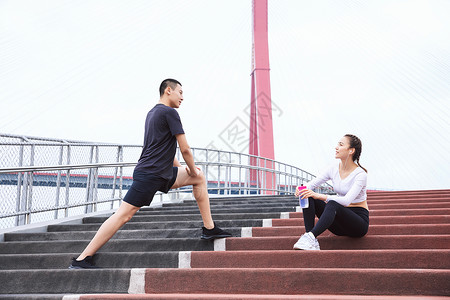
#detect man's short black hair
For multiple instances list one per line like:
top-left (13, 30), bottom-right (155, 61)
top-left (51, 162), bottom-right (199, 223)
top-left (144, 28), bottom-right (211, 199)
top-left (159, 78), bottom-right (182, 97)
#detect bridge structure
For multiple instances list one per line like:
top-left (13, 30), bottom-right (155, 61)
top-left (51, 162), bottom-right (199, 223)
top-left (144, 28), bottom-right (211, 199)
top-left (249, 0), bottom-right (276, 193)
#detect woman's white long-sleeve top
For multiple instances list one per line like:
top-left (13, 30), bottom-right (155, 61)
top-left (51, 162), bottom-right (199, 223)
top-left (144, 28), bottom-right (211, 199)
top-left (306, 162), bottom-right (367, 207)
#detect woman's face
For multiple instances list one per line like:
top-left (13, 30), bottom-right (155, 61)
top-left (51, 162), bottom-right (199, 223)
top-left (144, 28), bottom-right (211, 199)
top-left (335, 136), bottom-right (353, 159)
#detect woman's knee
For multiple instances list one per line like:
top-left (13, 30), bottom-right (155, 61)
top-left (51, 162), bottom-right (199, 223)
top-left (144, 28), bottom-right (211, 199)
top-left (326, 200), bottom-right (340, 207)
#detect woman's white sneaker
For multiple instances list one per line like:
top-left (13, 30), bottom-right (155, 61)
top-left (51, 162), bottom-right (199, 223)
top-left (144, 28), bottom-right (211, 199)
top-left (293, 232), bottom-right (320, 250)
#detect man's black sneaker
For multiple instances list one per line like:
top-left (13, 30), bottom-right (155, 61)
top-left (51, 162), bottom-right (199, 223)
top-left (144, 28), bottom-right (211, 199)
top-left (201, 223), bottom-right (232, 240)
top-left (68, 256), bottom-right (99, 269)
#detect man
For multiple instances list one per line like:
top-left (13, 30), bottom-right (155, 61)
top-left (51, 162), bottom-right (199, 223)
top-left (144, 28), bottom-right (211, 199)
top-left (70, 79), bottom-right (231, 269)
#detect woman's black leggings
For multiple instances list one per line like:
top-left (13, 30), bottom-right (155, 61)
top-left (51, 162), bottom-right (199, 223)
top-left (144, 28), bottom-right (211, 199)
top-left (303, 197), bottom-right (369, 238)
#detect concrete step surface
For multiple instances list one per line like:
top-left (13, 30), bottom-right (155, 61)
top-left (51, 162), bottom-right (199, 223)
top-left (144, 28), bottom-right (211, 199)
top-left (290, 208), bottom-right (450, 217)
top-left (47, 219), bottom-right (264, 232)
top-left (0, 238), bottom-right (216, 254)
top-left (141, 268), bottom-right (450, 296)
top-left (0, 269), bottom-right (131, 294)
top-left (82, 212), bottom-right (286, 223)
top-left (135, 206), bottom-right (298, 215)
top-left (1, 267), bottom-right (448, 296)
top-left (250, 224), bottom-right (450, 236)
top-left (2, 295), bottom-right (448, 300)
top-left (223, 235), bottom-right (450, 251)
top-left (188, 249), bottom-right (450, 269)
top-left (272, 215), bottom-right (450, 226)
top-left (59, 294), bottom-right (450, 300)
top-left (4, 227), bottom-right (242, 241)
top-left (156, 200), bottom-right (300, 209)
top-left (0, 252), bottom-right (182, 270)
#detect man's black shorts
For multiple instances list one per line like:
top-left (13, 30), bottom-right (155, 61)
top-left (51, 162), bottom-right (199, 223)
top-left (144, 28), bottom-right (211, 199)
top-left (123, 167), bottom-right (178, 207)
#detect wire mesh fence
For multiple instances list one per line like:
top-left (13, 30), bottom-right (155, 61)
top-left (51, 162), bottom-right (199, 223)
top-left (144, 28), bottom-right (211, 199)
top-left (0, 134), bottom-right (332, 230)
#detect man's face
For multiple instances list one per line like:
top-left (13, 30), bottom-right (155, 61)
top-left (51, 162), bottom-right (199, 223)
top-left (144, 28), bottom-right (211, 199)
top-left (167, 84), bottom-right (183, 108)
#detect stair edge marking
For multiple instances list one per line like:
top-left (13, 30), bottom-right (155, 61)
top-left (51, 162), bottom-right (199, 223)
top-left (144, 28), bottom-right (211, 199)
top-left (262, 219), bottom-right (272, 227)
top-left (62, 296), bottom-right (81, 300)
top-left (178, 251), bottom-right (191, 268)
top-left (214, 238), bottom-right (226, 251)
top-left (128, 268), bottom-right (146, 294)
top-left (241, 227), bottom-right (253, 237)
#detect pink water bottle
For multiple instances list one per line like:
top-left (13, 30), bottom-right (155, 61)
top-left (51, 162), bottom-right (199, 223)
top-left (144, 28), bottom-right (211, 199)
top-left (297, 185), bottom-right (309, 209)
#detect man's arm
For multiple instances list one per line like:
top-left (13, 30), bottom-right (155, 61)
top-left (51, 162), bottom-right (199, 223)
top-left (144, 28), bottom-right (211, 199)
top-left (173, 157), bottom-right (182, 167)
top-left (175, 133), bottom-right (198, 176)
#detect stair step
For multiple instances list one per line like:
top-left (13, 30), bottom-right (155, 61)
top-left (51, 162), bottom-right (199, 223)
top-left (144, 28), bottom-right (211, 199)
top-left (159, 200), bottom-right (299, 208)
top-left (0, 269), bottom-right (131, 294)
top-left (138, 203), bottom-right (450, 214)
top-left (367, 190), bottom-right (450, 196)
top-left (0, 295), bottom-right (66, 300)
top-left (0, 252), bottom-right (181, 270)
top-left (60, 294), bottom-right (449, 300)
top-left (48, 219), bottom-right (264, 231)
top-left (289, 208), bottom-right (450, 217)
top-left (189, 250), bottom-right (450, 269)
top-left (3, 268), bottom-right (447, 296)
top-left (4, 227), bottom-right (242, 241)
top-left (224, 235), bottom-right (450, 250)
top-left (0, 238), bottom-right (214, 254)
top-left (83, 212), bottom-right (284, 223)
top-left (250, 224), bottom-right (450, 237)
top-left (367, 202), bottom-right (450, 209)
top-left (272, 215), bottom-right (450, 226)
top-left (136, 206), bottom-right (297, 215)
top-left (141, 268), bottom-right (450, 296)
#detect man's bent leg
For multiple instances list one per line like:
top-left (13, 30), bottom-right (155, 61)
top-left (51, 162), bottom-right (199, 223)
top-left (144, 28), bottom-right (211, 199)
top-left (76, 201), bottom-right (140, 260)
top-left (171, 167), bottom-right (214, 229)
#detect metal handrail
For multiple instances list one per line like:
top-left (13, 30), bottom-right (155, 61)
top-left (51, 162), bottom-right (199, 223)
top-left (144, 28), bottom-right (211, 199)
top-left (0, 162), bottom-right (137, 173)
top-left (1, 134), bottom-right (332, 229)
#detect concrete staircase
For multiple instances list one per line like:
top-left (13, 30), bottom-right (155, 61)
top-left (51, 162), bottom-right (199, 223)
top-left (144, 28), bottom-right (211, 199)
top-left (0, 191), bottom-right (449, 299)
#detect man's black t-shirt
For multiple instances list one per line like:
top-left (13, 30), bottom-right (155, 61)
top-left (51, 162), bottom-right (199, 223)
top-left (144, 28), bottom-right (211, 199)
top-left (134, 104), bottom-right (184, 180)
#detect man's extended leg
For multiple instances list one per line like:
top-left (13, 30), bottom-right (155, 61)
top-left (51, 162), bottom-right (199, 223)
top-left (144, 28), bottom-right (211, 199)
top-left (76, 201), bottom-right (140, 261)
top-left (171, 167), bottom-right (214, 229)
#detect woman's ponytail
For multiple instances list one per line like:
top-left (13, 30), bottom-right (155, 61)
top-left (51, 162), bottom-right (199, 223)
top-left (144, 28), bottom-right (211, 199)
top-left (345, 134), bottom-right (368, 173)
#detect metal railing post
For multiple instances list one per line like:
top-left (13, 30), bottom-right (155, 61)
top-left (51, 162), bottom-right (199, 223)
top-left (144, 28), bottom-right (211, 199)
top-left (64, 145), bottom-right (71, 217)
top-left (205, 149), bottom-right (209, 196)
top-left (238, 153), bottom-right (242, 195)
top-left (217, 150), bottom-right (221, 195)
top-left (54, 145), bottom-right (64, 219)
top-left (85, 146), bottom-right (95, 214)
top-left (15, 144), bottom-right (24, 226)
top-left (25, 144), bottom-right (36, 224)
top-left (278, 162), bottom-right (281, 194)
top-left (263, 158), bottom-right (267, 195)
top-left (92, 146), bottom-right (99, 212)
top-left (19, 171), bottom-right (29, 225)
top-left (112, 146), bottom-right (123, 208)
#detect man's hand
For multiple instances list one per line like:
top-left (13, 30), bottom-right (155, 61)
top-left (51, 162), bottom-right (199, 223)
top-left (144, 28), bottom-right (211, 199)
top-left (186, 166), bottom-right (200, 177)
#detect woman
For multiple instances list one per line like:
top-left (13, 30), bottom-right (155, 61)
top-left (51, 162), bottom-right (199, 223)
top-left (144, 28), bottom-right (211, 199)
top-left (293, 134), bottom-right (369, 250)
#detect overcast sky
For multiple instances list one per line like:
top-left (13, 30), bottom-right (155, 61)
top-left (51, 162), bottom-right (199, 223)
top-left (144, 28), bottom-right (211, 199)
top-left (1, 0), bottom-right (449, 191)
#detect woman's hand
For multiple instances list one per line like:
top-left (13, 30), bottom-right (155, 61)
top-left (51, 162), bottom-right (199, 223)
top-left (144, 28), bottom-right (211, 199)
top-left (299, 189), bottom-right (328, 202)
top-left (294, 186), bottom-right (303, 197)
